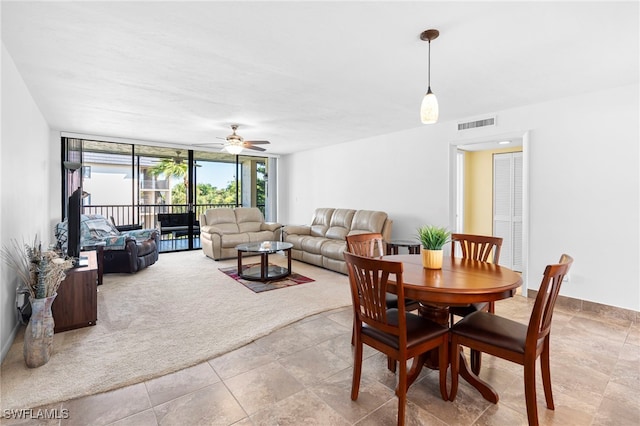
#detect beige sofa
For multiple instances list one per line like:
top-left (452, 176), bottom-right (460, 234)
top-left (200, 207), bottom-right (282, 260)
top-left (282, 208), bottom-right (392, 274)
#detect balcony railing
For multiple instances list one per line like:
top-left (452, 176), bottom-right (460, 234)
top-left (82, 203), bottom-right (265, 229)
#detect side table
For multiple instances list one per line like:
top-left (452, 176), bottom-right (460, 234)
top-left (52, 250), bottom-right (98, 333)
top-left (386, 239), bottom-right (421, 255)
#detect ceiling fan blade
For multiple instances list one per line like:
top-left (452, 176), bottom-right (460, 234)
top-left (244, 140), bottom-right (270, 145)
top-left (191, 142), bottom-right (225, 147)
top-left (245, 145), bottom-right (267, 152)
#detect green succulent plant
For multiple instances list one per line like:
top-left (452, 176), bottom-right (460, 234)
top-left (417, 225), bottom-right (451, 250)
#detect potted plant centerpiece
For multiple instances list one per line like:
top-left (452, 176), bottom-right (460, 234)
top-left (417, 225), bottom-right (451, 269)
top-left (1, 237), bottom-right (74, 367)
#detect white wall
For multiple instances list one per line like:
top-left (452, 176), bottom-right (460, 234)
top-left (279, 124), bottom-right (452, 236)
top-left (1, 44), bottom-right (57, 360)
top-left (280, 84), bottom-right (639, 311)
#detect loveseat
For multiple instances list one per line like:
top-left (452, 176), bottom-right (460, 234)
top-left (282, 208), bottom-right (392, 274)
top-left (55, 214), bottom-right (160, 274)
top-left (200, 207), bottom-right (282, 260)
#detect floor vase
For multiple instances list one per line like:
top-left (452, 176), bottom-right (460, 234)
top-left (24, 294), bottom-right (57, 368)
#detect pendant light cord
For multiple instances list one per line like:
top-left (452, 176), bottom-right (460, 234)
top-left (428, 39), bottom-right (432, 89)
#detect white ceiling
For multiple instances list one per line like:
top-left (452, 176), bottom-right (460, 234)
top-left (2, 1), bottom-right (638, 156)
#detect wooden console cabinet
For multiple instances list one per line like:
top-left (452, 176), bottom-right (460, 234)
top-left (52, 250), bottom-right (98, 333)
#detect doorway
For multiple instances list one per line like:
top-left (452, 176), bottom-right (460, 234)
top-left (449, 131), bottom-right (529, 291)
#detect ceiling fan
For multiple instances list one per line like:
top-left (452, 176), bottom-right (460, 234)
top-left (168, 150), bottom-right (201, 167)
top-left (194, 124), bottom-right (270, 154)
top-left (172, 150), bottom-right (184, 164)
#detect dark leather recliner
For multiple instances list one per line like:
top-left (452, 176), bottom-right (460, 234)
top-left (56, 214), bottom-right (160, 274)
top-left (101, 232), bottom-right (160, 273)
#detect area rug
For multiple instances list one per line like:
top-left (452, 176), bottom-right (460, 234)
top-left (0, 251), bottom-right (351, 410)
top-left (219, 264), bottom-right (315, 293)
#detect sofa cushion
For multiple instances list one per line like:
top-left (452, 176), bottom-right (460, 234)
top-left (301, 236), bottom-right (328, 254)
top-left (203, 208), bottom-right (237, 226)
top-left (221, 233), bottom-right (250, 247)
top-left (320, 239), bottom-right (346, 261)
top-left (310, 208), bottom-right (334, 237)
top-left (236, 207), bottom-right (265, 233)
top-left (325, 209), bottom-right (356, 240)
top-left (248, 230), bottom-right (276, 242)
top-left (284, 234), bottom-right (306, 250)
top-left (348, 210), bottom-right (388, 235)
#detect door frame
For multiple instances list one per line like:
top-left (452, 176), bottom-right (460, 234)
top-left (448, 130), bottom-right (530, 293)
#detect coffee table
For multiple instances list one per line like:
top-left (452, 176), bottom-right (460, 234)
top-left (236, 241), bottom-right (294, 281)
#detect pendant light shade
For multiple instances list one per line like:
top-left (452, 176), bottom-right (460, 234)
top-left (421, 87), bottom-right (439, 124)
top-left (420, 29), bottom-right (440, 124)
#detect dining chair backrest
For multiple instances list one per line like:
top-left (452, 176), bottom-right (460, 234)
top-left (345, 233), bottom-right (385, 258)
top-left (346, 232), bottom-right (420, 322)
top-left (451, 233), bottom-right (503, 263)
top-left (527, 253), bottom-right (574, 348)
top-left (344, 251), bottom-right (406, 340)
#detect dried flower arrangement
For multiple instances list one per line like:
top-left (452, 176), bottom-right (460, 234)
top-left (0, 237), bottom-right (74, 299)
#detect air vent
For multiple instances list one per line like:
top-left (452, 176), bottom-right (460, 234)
top-left (457, 116), bottom-right (496, 131)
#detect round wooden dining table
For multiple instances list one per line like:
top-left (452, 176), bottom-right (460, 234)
top-left (383, 254), bottom-right (523, 403)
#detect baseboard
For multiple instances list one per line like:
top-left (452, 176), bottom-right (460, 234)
top-left (1, 321), bottom-right (21, 363)
top-left (527, 290), bottom-right (639, 323)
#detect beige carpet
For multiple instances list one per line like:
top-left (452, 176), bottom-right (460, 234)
top-left (0, 251), bottom-right (351, 410)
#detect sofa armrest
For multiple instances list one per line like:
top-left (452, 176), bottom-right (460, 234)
top-left (381, 218), bottom-right (393, 243)
top-left (261, 222), bottom-right (283, 232)
top-left (201, 224), bottom-right (226, 235)
top-left (123, 228), bottom-right (157, 241)
top-left (282, 225), bottom-right (311, 236)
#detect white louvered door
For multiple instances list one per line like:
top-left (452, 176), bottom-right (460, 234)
top-left (493, 152), bottom-right (523, 271)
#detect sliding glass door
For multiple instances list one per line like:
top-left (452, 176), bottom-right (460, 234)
top-left (62, 137), bottom-right (274, 253)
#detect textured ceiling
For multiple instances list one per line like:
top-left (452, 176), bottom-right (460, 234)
top-left (2, 1), bottom-right (638, 155)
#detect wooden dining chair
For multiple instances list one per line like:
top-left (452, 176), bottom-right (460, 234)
top-left (345, 233), bottom-right (421, 373)
top-left (449, 254), bottom-right (573, 426)
top-left (344, 251), bottom-right (449, 426)
top-left (449, 233), bottom-right (504, 373)
top-left (346, 233), bottom-right (420, 312)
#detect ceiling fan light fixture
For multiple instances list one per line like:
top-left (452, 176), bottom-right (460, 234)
top-left (420, 29), bottom-right (440, 124)
top-left (224, 143), bottom-right (243, 155)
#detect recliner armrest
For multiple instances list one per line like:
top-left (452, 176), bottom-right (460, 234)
top-left (122, 229), bottom-right (158, 244)
top-left (200, 225), bottom-right (225, 235)
top-left (261, 222), bottom-right (283, 232)
top-left (282, 225), bottom-right (311, 236)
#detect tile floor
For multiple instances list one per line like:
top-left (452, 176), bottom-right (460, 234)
top-left (7, 294), bottom-right (639, 426)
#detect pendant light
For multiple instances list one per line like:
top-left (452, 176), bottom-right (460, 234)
top-left (420, 29), bottom-right (440, 124)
